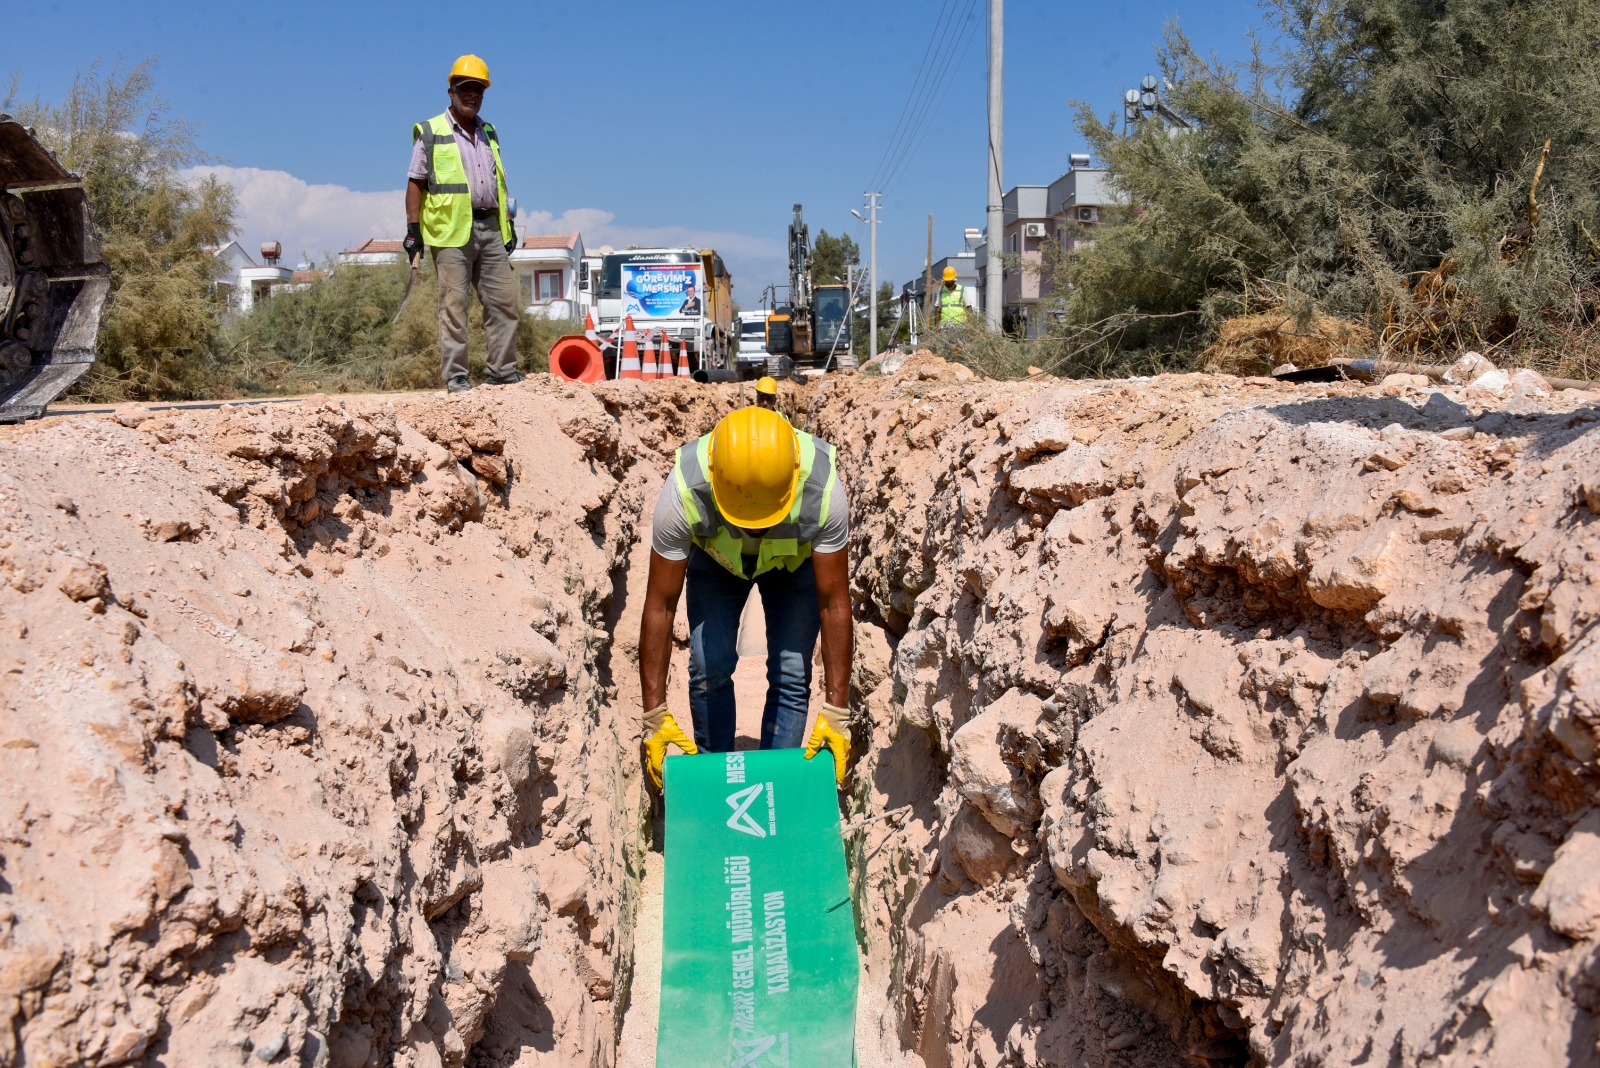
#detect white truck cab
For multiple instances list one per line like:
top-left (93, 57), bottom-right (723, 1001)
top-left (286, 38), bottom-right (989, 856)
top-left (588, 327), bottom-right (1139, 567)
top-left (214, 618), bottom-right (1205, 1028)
top-left (737, 310), bottom-right (773, 356)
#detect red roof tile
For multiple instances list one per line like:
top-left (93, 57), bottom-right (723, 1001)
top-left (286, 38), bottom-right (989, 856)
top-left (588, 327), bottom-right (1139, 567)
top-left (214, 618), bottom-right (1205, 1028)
top-left (519, 230), bottom-right (580, 250)
top-left (345, 238), bottom-right (404, 255)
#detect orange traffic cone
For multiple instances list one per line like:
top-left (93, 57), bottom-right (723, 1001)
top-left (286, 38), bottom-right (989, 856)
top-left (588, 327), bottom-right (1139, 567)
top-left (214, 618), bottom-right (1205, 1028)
top-left (618, 316), bottom-right (642, 380)
top-left (581, 313), bottom-right (608, 374)
top-left (657, 331), bottom-right (672, 382)
top-left (642, 329), bottom-right (658, 380)
top-left (677, 339), bottom-right (691, 378)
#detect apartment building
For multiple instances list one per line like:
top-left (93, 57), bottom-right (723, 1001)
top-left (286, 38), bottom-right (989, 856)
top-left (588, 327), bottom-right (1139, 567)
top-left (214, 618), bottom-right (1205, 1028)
top-left (974, 155), bottom-right (1115, 336)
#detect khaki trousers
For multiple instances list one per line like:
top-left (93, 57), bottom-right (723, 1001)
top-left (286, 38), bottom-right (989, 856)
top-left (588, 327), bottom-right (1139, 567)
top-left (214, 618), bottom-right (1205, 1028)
top-left (432, 217), bottom-right (521, 383)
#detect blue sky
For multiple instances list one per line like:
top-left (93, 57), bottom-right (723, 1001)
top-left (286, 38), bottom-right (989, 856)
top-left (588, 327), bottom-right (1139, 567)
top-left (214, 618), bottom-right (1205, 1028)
top-left (8, 0), bottom-right (1266, 302)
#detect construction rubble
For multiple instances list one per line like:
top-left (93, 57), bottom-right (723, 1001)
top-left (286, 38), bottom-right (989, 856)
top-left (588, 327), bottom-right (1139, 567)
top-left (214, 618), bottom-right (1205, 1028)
top-left (1, 359), bottom-right (1597, 1066)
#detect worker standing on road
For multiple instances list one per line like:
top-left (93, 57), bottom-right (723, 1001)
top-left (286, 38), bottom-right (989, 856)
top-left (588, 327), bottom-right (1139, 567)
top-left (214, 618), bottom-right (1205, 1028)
top-left (754, 376), bottom-right (778, 411)
top-left (935, 265), bottom-right (970, 327)
top-left (639, 407), bottom-right (854, 788)
top-left (404, 54), bottom-right (523, 394)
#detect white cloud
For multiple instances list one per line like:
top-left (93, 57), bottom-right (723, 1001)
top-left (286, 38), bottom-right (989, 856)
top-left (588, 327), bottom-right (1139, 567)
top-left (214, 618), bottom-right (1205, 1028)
top-left (183, 165), bottom-right (403, 267)
top-left (184, 166), bottom-right (788, 296)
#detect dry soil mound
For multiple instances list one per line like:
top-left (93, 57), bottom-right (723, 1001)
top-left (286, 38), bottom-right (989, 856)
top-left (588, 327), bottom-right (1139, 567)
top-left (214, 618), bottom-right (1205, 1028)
top-left (0, 380), bottom-right (732, 1067)
top-left (1, 363), bottom-right (1597, 1067)
top-left (819, 357), bottom-right (1600, 1066)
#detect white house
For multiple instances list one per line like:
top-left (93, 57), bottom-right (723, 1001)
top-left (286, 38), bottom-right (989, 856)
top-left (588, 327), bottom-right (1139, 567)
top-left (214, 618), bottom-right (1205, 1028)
top-left (511, 231), bottom-right (584, 320)
top-left (339, 238), bottom-right (404, 267)
top-left (210, 240), bottom-right (294, 315)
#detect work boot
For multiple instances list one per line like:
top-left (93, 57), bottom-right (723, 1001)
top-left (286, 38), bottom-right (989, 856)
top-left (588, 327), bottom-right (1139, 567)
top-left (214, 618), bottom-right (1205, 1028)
top-left (446, 374), bottom-right (473, 393)
top-left (485, 369), bottom-right (524, 385)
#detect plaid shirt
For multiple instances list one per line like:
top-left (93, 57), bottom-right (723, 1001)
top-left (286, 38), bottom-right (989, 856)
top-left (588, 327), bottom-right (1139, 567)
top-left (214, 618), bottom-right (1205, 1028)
top-left (408, 108), bottom-right (500, 211)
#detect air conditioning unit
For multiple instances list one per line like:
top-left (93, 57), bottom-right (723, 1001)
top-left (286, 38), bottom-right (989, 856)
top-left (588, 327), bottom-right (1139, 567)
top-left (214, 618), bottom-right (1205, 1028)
top-left (1023, 222), bottom-right (1046, 238)
top-left (1076, 206), bottom-right (1098, 223)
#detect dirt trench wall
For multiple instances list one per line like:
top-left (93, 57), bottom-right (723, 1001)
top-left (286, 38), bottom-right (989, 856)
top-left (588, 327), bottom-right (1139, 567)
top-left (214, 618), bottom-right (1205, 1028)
top-left (4, 361), bottom-right (1599, 1068)
top-left (817, 359), bottom-right (1600, 1066)
top-left (0, 381), bottom-right (731, 1068)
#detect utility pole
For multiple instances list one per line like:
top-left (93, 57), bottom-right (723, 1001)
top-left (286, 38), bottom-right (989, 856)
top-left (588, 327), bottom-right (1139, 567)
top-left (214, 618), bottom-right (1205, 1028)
top-left (863, 191), bottom-right (881, 363)
top-left (846, 264), bottom-right (855, 355)
top-left (985, 0), bottom-right (1003, 332)
top-left (923, 214), bottom-right (935, 333)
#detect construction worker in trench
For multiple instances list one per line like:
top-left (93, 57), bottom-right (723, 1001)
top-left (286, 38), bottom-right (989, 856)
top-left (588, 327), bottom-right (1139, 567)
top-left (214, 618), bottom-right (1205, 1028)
top-left (754, 376), bottom-right (779, 411)
top-left (639, 407), bottom-right (854, 787)
top-left (404, 54), bottom-right (523, 393)
top-left (936, 265), bottom-right (970, 327)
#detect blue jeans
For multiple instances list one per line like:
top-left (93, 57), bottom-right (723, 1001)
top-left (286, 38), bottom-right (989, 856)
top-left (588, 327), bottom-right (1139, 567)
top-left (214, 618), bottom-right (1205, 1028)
top-left (685, 549), bottom-right (820, 752)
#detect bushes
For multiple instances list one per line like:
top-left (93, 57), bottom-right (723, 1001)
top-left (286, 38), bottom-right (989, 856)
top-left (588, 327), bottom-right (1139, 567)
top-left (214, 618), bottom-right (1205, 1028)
top-left (1057, 0), bottom-right (1600, 376)
top-left (217, 260), bottom-right (565, 395)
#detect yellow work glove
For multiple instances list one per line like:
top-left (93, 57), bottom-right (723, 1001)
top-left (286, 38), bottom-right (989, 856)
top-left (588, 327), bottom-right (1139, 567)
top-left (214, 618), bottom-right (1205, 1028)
top-left (643, 704), bottom-right (697, 789)
top-left (803, 702), bottom-right (853, 784)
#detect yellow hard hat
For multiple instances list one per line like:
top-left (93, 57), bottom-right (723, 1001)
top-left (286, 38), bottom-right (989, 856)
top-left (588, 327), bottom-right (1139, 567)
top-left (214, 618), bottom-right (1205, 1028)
top-left (708, 408), bottom-right (799, 529)
top-left (448, 55), bottom-right (491, 87)
top-left (755, 376), bottom-right (778, 396)
top-left (942, 266), bottom-right (958, 282)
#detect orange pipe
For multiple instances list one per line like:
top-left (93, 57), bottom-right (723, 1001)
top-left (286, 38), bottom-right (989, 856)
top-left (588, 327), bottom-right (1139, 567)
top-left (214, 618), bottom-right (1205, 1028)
top-left (547, 335), bottom-right (605, 383)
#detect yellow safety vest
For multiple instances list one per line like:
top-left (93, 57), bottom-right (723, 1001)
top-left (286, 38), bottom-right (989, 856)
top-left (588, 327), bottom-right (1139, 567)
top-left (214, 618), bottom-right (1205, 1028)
top-left (939, 284), bottom-right (968, 324)
top-left (412, 111), bottom-right (511, 248)
top-left (672, 429), bottom-right (837, 579)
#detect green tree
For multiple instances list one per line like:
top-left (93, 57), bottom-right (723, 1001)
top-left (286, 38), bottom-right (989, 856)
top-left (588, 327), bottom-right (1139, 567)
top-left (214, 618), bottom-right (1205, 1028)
top-left (1064, 0), bottom-right (1600, 369)
top-left (5, 59), bottom-right (237, 399)
top-left (811, 230), bottom-right (861, 285)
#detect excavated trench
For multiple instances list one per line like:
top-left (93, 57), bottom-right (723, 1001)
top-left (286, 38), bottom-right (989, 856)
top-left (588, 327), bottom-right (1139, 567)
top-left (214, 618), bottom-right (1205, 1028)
top-left (1, 359), bottom-right (1598, 1067)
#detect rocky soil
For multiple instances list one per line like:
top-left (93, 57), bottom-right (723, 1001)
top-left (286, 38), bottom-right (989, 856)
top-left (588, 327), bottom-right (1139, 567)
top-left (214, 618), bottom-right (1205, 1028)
top-left (0, 381), bottom-right (732, 1067)
top-left (0, 359), bottom-right (1596, 1066)
top-left (819, 358), bottom-right (1600, 1067)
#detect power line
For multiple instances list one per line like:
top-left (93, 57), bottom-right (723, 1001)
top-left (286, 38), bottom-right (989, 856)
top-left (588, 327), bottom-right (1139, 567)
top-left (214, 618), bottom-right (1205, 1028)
top-left (867, 0), bottom-right (979, 195)
top-left (866, 0), bottom-right (958, 193)
top-left (878, 0), bottom-right (976, 193)
top-left (878, 0), bottom-right (981, 195)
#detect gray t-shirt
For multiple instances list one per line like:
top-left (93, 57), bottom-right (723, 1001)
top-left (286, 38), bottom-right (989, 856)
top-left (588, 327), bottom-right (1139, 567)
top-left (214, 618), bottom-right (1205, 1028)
top-left (651, 475), bottom-right (850, 561)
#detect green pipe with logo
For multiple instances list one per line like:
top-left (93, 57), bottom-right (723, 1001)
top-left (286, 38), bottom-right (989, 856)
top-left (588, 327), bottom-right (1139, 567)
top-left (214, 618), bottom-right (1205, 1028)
top-left (658, 748), bottom-right (858, 1066)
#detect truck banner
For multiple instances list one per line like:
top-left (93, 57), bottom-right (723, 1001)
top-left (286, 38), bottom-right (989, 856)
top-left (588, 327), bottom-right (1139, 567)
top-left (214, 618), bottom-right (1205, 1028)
top-left (658, 748), bottom-right (858, 1067)
top-left (622, 262), bottom-right (703, 320)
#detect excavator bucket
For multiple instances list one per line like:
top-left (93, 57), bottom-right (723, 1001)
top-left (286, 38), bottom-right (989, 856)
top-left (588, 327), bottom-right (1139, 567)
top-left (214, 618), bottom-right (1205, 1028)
top-left (0, 114), bottom-right (109, 423)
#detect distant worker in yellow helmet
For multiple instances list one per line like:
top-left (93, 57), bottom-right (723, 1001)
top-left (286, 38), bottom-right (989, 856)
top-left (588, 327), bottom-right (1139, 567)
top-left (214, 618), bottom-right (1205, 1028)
top-left (405, 54), bottom-right (523, 393)
top-left (936, 265), bottom-right (970, 327)
top-left (754, 376), bottom-right (778, 410)
top-left (639, 407), bottom-right (854, 788)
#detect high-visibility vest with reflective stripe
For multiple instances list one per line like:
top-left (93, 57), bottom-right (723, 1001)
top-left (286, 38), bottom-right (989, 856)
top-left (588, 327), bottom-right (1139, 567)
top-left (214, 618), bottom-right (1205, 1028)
top-left (672, 429), bottom-right (836, 579)
top-left (412, 111), bottom-right (511, 248)
top-left (939, 284), bottom-right (968, 324)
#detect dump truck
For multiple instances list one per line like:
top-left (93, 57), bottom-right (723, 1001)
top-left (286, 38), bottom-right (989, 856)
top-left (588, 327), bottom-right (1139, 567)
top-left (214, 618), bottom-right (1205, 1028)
top-left (605, 248), bottom-right (735, 370)
top-left (547, 246), bottom-right (735, 381)
top-left (0, 114), bottom-right (108, 422)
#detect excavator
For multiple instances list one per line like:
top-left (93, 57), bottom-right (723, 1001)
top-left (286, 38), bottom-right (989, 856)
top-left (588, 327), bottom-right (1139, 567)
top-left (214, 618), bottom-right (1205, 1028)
top-left (761, 204), bottom-right (852, 374)
top-left (0, 114), bottom-right (108, 422)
